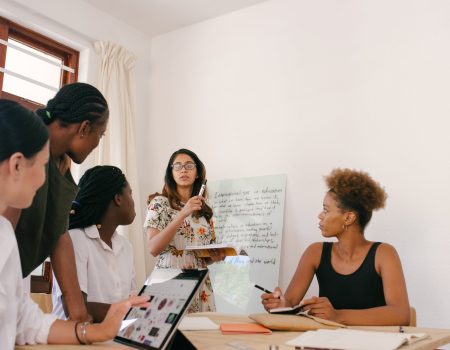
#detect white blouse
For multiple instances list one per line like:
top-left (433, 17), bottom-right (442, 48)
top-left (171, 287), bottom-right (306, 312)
top-left (0, 216), bottom-right (56, 349)
top-left (52, 225), bottom-right (136, 319)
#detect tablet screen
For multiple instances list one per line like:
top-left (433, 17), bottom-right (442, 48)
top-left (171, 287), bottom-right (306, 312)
top-left (115, 269), bottom-right (208, 350)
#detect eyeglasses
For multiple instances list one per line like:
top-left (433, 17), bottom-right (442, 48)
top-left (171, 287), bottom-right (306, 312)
top-left (172, 162), bottom-right (196, 171)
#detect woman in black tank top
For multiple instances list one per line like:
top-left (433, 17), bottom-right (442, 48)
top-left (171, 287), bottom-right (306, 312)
top-left (261, 168), bottom-right (410, 326)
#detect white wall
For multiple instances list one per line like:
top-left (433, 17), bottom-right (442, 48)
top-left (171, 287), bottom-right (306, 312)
top-left (147, 0), bottom-right (450, 329)
top-left (0, 0), bottom-right (154, 285)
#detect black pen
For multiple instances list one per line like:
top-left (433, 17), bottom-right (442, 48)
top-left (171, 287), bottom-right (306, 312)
top-left (254, 284), bottom-right (273, 294)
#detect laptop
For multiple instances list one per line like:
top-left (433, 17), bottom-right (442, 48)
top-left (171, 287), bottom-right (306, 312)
top-left (114, 269), bottom-right (209, 350)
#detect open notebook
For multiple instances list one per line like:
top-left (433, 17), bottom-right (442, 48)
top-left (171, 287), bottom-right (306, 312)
top-left (269, 304), bottom-right (306, 315)
top-left (286, 328), bottom-right (429, 350)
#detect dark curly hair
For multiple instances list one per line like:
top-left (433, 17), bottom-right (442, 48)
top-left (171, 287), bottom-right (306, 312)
top-left (325, 168), bottom-right (387, 230)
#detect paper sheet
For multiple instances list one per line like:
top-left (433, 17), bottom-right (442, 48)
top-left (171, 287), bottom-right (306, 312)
top-left (178, 316), bottom-right (219, 331)
top-left (286, 329), bottom-right (428, 350)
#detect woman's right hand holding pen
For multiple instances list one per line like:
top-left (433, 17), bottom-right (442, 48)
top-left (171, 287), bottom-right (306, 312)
top-left (179, 195), bottom-right (203, 218)
top-left (147, 196), bottom-right (204, 257)
top-left (261, 287), bottom-right (286, 311)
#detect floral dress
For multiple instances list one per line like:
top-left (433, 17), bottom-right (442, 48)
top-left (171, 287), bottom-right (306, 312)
top-left (144, 196), bottom-right (216, 312)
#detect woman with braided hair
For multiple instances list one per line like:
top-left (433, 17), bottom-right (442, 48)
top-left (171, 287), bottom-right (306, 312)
top-left (261, 168), bottom-right (410, 326)
top-left (0, 100), bottom-right (149, 348)
top-left (52, 165), bottom-right (136, 322)
top-left (3, 82), bottom-right (109, 322)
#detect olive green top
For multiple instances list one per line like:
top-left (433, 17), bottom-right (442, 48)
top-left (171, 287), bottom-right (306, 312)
top-left (15, 158), bottom-right (78, 277)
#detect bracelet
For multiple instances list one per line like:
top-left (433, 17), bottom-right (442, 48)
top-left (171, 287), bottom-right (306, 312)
top-left (79, 322), bottom-right (91, 345)
top-left (74, 321), bottom-right (82, 344)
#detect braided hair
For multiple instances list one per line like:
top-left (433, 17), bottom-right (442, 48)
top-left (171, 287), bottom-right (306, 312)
top-left (69, 165), bottom-right (127, 230)
top-left (35, 82), bottom-right (108, 126)
top-left (0, 99), bottom-right (48, 162)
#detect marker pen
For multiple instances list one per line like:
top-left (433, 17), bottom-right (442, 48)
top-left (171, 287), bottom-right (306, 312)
top-left (198, 179), bottom-right (207, 196)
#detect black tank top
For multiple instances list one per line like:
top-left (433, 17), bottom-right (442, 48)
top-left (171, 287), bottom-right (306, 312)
top-left (316, 242), bottom-right (386, 310)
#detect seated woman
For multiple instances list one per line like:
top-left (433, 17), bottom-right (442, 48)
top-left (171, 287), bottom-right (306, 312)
top-left (0, 99), bottom-right (148, 348)
top-left (261, 168), bottom-right (410, 326)
top-left (53, 165), bottom-right (136, 322)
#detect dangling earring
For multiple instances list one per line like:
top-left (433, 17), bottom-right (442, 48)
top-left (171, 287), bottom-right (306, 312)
top-left (342, 224), bottom-right (348, 232)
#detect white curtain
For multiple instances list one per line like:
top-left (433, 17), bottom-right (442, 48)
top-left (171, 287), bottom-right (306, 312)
top-left (93, 40), bottom-right (148, 287)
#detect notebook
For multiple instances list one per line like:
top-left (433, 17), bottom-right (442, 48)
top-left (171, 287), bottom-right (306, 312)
top-left (184, 243), bottom-right (248, 257)
top-left (178, 316), bottom-right (219, 331)
top-left (249, 313), bottom-right (345, 331)
top-left (285, 328), bottom-right (429, 350)
top-left (269, 303), bottom-right (306, 315)
top-left (220, 323), bottom-right (272, 334)
top-left (114, 269), bottom-right (208, 350)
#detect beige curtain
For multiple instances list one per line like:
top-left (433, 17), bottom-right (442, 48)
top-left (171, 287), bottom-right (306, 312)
top-left (93, 40), bottom-right (148, 287)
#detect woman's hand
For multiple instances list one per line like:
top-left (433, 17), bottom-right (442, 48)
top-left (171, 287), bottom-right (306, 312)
top-left (261, 287), bottom-right (286, 311)
top-left (93, 295), bottom-right (150, 341)
top-left (179, 196), bottom-right (203, 218)
top-left (301, 296), bottom-right (338, 321)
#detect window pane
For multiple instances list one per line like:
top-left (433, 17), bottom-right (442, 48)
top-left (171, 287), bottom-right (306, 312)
top-left (3, 75), bottom-right (56, 105)
top-left (3, 39), bottom-right (61, 104)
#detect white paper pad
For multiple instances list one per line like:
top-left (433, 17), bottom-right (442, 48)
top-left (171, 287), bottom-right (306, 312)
top-left (286, 328), bottom-right (428, 350)
top-left (178, 316), bottom-right (220, 331)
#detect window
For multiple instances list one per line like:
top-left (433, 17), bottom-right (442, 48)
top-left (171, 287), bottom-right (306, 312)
top-left (0, 16), bottom-right (79, 294)
top-left (0, 16), bottom-right (79, 110)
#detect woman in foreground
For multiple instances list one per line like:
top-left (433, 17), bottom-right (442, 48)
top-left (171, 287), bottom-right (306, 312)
top-left (0, 99), bottom-right (148, 349)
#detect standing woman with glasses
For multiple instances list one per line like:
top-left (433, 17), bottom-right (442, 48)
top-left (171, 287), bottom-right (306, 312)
top-left (145, 149), bottom-right (222, 312)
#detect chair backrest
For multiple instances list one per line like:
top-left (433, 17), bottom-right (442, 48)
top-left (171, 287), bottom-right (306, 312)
top-left (30, 261), bottom-right (53, 313)
top-left (409, 306), bottom-right (417, 327)
top-left (30, 261), bottom-right (53, 293)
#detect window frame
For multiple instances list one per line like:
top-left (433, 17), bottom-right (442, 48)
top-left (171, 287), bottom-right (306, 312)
top-left (0, 16), bottom-right (79, 110)
top-left (0, 16), bottom-right (79, 294)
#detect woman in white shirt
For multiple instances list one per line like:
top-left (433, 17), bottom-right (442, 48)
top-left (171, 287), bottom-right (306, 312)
top-left (0, 99), bottom-right (148, 349)
top-left (53, 165), bottom-right (136, 322)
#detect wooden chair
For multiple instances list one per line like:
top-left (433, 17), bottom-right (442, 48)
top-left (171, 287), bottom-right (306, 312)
top-left (30, 293), bottom-right (53, 313)
top-left (30, 260), bottom-right (53, 293)
top-left (30, 261), bottom-right (53, 313)
top-left (409, 306), bottom-right (417, 327)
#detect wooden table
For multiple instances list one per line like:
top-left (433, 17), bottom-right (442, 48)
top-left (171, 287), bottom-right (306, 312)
top-left (15, 312), bottom-right (450, 350)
